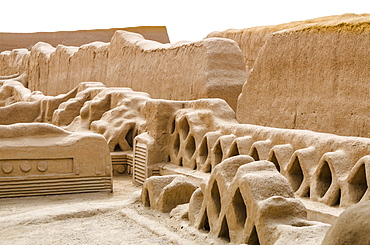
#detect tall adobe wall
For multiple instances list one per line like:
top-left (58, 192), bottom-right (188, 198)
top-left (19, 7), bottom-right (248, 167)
top-left (1, 31), bottom-right (247, 111)
top-left (236, 14), bottom-right (370, 137)
top-left (207, 14), bottom-right (366, 70)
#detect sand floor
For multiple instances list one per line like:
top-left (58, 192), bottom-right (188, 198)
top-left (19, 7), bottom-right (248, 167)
top-left (0, 175), bottom-right (226, 245)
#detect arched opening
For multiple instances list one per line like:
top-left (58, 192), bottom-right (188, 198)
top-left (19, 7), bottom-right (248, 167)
top-left (232, 188), bottom-right (247, 227)
top-left (247, 225), bottom-right (260, 245)
top-left (349, 164), bottom-right (368, 203)
top-left (173, 133), bottom-right (180, 157)
top-left (198, 137), bottom-right (209, 166)
top-left (218, 216), bottom-right (230, 242)
top-left (288, 156), bottom-right (304, 192)
top-left (251, 148), bottom-right (259, 161)
top-left (199, 209), bottom-right (210, 232)
top-left (228, 141), bottom-right (240, 158)
top-left (125, 127), bottom-right (137, 148)
top-left (317, 161), bottom-right (332, 198)
top-left (270, 151), bottom-right (281, 172)
top-left (213, 141), bottom-right (223, 166)
top-left (211, 181), bottom-right (221, 215)
top-left (185, 135), bottom-right (196, 160)
top-left (179, 117), bottom-right (190, 140)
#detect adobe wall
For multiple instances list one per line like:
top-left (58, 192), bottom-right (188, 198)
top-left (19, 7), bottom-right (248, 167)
top-left (0, 26), bottom-right (170, 53)
top-left (1, 31), bottom-right (247, 111)
top-left (207, 14), bottom-right (369, 70)
top-left (236, 14), bottom-right (370, 137)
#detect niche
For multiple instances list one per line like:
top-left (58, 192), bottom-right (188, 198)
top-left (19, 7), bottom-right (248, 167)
top-left (211, 181), bottom-right (222, 215)
top-left (179, 117), bottom-right (190, 140)
top-left (251, 147), bottom-right (259, 161)
top-left (231, 188), bottom-right (247, 227)
top-left (197, 137), bottom-right (209, 166)
top-left (213, 141), bottom-right (223, 166)
top-left (179, 157), bottom-right (183, 167)
top-left (288, 156), bottom-right (304, 192)
top-left (199, 209), bottom-right (210, 232)
top-left (349, 164), bottom-right (368, 203)
top-left (170, 119), bottom-right (176, 134)
top-left (247, 225), bottom-right (260, 245)
top-left (218, 216), bottom-right (230, 242)
top-left (125, 126), bottom-right (137, 148)
top-left (316, 161), bottom-right (332, 198)
top-left (173, 133), bottom-right (180, 157)
top-left (269, 151), bottom-right (281, 172)
top-left (114, 143), bottom-right (123, 152)
top-left (185, 135), bottom-right (196, 160)
top-left (228, 141), bottom-right (240, 158)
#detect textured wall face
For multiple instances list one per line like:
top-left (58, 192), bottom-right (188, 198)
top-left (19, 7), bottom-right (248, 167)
top-left (0, 31), bottom-right (247, 111)
top-left (106, 32), bottom-right (247, 110)
top-left (0, 49), bottom-right (29, 76)
top-left (207, 14), bottom-right (368, 71)
top-left (236, 15), bottom-right (370, 137)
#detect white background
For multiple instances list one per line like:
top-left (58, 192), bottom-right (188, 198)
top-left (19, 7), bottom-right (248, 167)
top-left (0, 0), bottom-right (368, 43)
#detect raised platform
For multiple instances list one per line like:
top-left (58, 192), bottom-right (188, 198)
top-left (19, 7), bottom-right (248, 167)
top-left (0, 123), bottom-right (112, 198)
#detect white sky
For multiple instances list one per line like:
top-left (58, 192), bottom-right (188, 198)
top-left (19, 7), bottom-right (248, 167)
top-left (0, 0), bottom-right (368, 43)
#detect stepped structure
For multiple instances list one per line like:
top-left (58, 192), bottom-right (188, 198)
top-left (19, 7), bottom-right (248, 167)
top-left (1, 14), bottom-right (370, 244)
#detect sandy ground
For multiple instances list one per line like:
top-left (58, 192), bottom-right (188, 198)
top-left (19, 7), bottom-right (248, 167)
top-left (0, 175), bottom-right (226, 245)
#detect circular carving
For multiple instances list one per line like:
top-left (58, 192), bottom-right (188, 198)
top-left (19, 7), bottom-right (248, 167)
top-left (37, 161), bottom-right (48, 172)
top-left (2, 162), bottom-right (13, 174)
top-left (116, 165), bottom-right (126, 174)
top-left (20, 161), bottom-right (32, 172)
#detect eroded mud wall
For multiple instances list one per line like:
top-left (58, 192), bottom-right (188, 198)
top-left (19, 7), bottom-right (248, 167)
top-left (207, 14), bottom-right (370, 70)
top-left (1, 31), bottom-right (247, 111)
top-left (236, 14), bottom-right (370, 137)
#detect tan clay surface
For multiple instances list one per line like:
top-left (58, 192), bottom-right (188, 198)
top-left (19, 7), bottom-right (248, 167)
top-left (0, 176), bottom-right (227, 245)
top-left (207, 14), bottom-right (365, 70)
top-left (321, 200), bottom-right (370, 245)
top-left (0, 123), bottom-right (112, 197)
top-left (235, 14), bottom-right (370, 137)
top-left (0, 31), bottom-right (247, 111)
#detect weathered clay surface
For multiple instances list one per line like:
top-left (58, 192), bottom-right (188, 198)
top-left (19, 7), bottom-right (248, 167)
top-left (321, 200), bottom-right (370, 245)
top-left (235, 14), bottom-right (370, 137)
top-left (0, 31), bottom-right (247, 111)
top-left (0, 123), bottom-right (112, 197)
top-left (142, 175), bottom-right (197, 213)
top-left (0, 81), bottom-right (150, 154)
top-left (188, 157), bottom-right (329, 244)
top-left (207, 14), bottom-right (363, 70)
top-left (136, 97), bottom-right (370, 209)
top-left (2, 14), bottom-right (370, 244)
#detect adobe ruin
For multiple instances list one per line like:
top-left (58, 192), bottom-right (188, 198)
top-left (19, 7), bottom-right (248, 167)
top-left (1, 15), bottom-right (370, 244)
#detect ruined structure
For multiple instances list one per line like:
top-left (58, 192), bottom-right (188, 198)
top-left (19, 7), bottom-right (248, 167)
top-left (0, 31), bottom-right (246, 110)
top-left (209, 13), bottom-right (370, 137)
top-left (1, 13), bottom-right (370, 244)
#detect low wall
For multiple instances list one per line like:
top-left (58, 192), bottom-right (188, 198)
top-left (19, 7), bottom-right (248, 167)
top-left (236, 14), bottom-right (370, 137)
